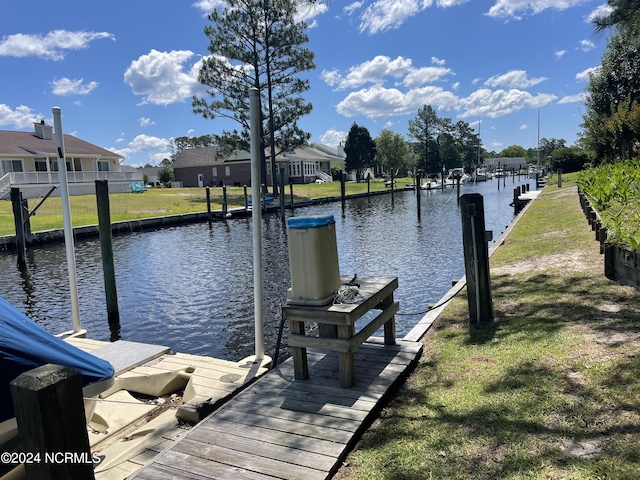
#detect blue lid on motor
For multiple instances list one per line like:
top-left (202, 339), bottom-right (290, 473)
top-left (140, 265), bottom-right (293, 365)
top-left (287, 215), bottom-right (335, 229)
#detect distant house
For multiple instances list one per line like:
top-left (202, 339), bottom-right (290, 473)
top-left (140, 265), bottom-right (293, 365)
top-left (173, 145), bottom-right (344, 188)
top-left (0, 121), bottom-right (135, 200)
top-left (484, 157), bottom-right (528, 173)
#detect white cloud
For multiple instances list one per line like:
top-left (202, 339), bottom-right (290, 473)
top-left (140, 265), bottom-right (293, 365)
top-left (124, 49), bottom-right (204, 105)
top-left (336, 84), bottom-right (458, 118)
top-left (402, 66), bottom-right (454, 88)
top-left (0, 104), bottom-right (44, 129)
top-left (458, 88), bottom-right (557, 118)
top-left (484, 70), bottom-right (547, 88)
top-left (520, 123), bottom-right (528, 130)
top-left (192, 0), bottom-right (227, 15)
top-left (51, 78), bottom-right (98, 96)
top-left (109, 134), bottom-right (171, 166)
top-left (451, 82), bottom-right (460, 90)
top-left (139, 117), bottom-right (155, 127)
top-left (319, 129), bottom-right (347, 148)
top-left (321, 69), bottom-right (342, 87)
top-left (554, 49), bottom-right (567, 59)
top-left (431, 56), bottom-right (446, 66)
top-left (0, 30), bottom-right (114, 61)
top-left (578, 39), bottom-right (596, 51)
top-left (359, 0), bottom-right (433, 34)
top-left (587, 3), bottom-right (613, 23)
top-left (344, 1), bottom-right (365, 16)
top-left (558, 93), bottom-right (585, 103)
top-left (576, 65), bottom-right (600, 82)
top-left (486, 0), bottom-right (588, 20)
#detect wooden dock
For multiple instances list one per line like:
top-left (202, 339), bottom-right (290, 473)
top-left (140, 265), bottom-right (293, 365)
top-left (130, 338), bottom-right (422, 480)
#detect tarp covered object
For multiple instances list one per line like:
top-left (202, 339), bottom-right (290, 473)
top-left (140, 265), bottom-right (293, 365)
top-left (0, 296), bottom-right (115, 422)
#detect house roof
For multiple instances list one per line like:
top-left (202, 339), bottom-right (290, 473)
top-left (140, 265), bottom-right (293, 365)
top-left (0, 130), bottom-right (123, 159)
top-left (173, 146), bottom-right (290, 168)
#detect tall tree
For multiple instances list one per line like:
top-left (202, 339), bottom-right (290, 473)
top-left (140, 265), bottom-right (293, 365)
top-left (407, 105), bottom-right (441, 173)
top-left (193, 0), bottom-right (315, 194)
top-left (582, 14), bottom-right (640, 161)
top-left (375, 129), bottom-right (408, 175)
top-left (344, 123), bottom-right (376, 181)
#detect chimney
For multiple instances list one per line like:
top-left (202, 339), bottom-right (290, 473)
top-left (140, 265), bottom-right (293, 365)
top-left (33, 120), bottom-right (53, 140)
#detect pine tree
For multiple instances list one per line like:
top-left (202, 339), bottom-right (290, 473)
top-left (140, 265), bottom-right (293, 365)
top-left (193, 0), bottom-right (315, 193)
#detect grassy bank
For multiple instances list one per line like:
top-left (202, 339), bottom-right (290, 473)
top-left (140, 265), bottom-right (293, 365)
top-left (0, 179), bottom-right (406, 237)
top-left (335, 174), bottom-right (640, 479)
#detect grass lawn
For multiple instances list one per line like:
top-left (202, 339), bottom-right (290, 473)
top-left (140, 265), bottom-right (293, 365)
top-left (0, 178), bottom-right (408, 237)
top-left (335, 174), bottom-right (640, 479)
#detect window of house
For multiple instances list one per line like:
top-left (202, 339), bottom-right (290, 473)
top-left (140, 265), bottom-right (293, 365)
top-left (212, 167), bottom-right (218, 177)
top-left (97, 161), bottom-right (110, 172)
top-left (35, 160), bottom-right (49, 172)
top-left (289, 160), bottom-right (301, 177)
top-left (225, 166), bottom-right (230, 176)
top-left (304, 161), bottom-right (316, 176)
top-left (1, 159), bottom-right (23, 176)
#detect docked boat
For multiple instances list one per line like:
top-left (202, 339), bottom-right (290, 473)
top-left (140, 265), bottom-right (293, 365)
top-left (473, 167), bottom-right (490, 182)
top-left (445, 168), bottom-right (470, 185)
top-left (420, 180), bottom-right (442, 190)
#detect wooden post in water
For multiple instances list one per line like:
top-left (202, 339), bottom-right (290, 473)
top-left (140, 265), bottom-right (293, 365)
top-left (244, 185), bottom-right (249, 211)
top-left (95, 180), bottom-right (120, 341)
top-left (10, 188), bottom-right (26, 268)
top-left (222, 185), bottom-right (228, 217)
top-left (390, 170), bottom-right (395, 202)
top-left (460, 193), bottom-right (494, 325)
top-left (340, 171), bottom-right (346, 214)
top-left (415, 172), bottom-right (421, 220)
top-left (279, 168), bottom-right (286, 221)
top-left (367, 174), bottom-right (370, 195)
top-left (10, 364), bottom-right (96, 480)
top-left (205, 186), bottom-right (212, 227)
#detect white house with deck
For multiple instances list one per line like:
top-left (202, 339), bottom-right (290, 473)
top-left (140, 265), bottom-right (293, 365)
top-left (0, 121), bottom-right (140, 200)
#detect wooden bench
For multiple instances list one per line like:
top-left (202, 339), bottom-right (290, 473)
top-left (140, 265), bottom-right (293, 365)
top-left (282, 275), bottom-right (398, 387)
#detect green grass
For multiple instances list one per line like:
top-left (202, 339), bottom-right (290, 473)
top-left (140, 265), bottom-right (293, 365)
top-left (336, 174), bottom-right (640, 480)
top-left (0, 178), bottom-right (406, 237)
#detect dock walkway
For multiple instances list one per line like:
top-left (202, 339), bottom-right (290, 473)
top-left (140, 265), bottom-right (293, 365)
top-left (130, 338), bottom-right (422, 480)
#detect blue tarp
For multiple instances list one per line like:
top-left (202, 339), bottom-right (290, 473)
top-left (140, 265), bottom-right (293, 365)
top-left (0, 296), bottom-right (115, 422)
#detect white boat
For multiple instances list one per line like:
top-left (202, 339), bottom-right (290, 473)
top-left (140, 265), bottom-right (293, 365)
top-left (474, 167), bottom-right (490, 182)
top-left (420, 180), bottom-right (442, 190)
top-left (445, 168), bottom-right (470, 185)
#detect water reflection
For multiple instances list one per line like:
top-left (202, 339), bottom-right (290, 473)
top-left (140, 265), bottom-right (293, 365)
top-left (0, 180), bottom-right (533, 361)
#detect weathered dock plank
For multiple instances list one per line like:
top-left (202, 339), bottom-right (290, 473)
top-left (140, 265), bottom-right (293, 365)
top-left (130, 338), bottom-right (422, 480)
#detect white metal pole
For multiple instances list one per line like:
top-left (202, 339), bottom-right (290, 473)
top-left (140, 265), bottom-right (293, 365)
top-left (52, 107), bottom-right (81, 333)
top-left (249, 88), bottom-right (265, 360)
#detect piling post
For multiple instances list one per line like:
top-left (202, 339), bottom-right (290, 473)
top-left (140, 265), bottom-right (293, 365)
top-left (558, 168), bottom-right (562, 188)
top-left (10, 188), bottom-right (26, 268)
top-left (289, 181), bottom-right (294, 215)
top-left (95, 180), bottom-right (120, 341)
top-left (390, 170), bottom-right (395, 202)
top-left (460, 193), bottom-right (494, 325)
top-left (244, 185), bottom-right (249, 211)
top-left (279, 168), bottom-right (286, 221)
top-left (222, 185), bottom-right (228, 217)
top-left (340, 171), bottom-right (346, 214)
top-left (415, 172), bottom-right (421, 220)
top-left (367, 174), bottom-right (370, 195)
top-left (10, 364), bottom-right (96, 480)
top-left (205, 186), bottom-right (212, 227)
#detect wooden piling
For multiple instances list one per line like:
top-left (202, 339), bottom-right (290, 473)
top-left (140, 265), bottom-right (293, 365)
top-left (289, 181), bottom-right (294, 215)
top-left (10, 364), bottom-right (96, 480)
top-left (415, 172), bottom-right (421, 220)
top-left (279, 168), bottom-right (286, 221)
top-left (340, 172), bottom-right (346, 213)
top-left (95, 180), bottom-right (120, 341)
top-left (222, 185), bottom-right (228, 217)
top-left (10, 188), bottom-right (26, 268)
top-left (460, 193), bottom-right (494, 325)
top-left (205, 186), bottom-right (212, 227)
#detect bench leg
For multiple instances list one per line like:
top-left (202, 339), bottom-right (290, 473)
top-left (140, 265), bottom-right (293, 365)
top-left (290, 320), bottom-right (308, 380)
top-left (380, 293), bottom-right (396, 345)
top-left (338, 325), bottom-right (355, 387)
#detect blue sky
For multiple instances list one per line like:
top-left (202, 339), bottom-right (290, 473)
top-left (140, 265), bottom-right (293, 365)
top-left (1, 0), bottom-right (610, 166)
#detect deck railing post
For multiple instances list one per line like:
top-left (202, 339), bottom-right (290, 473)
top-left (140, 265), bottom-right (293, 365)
top-left (10, 364), bottom-right (96, 480)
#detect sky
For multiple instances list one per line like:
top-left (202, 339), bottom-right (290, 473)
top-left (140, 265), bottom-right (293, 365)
top-left (1, 0), bottom-right (612, 167)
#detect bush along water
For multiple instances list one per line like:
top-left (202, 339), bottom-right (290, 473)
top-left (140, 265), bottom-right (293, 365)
top-left (577, 158), bottom-right (640, 251)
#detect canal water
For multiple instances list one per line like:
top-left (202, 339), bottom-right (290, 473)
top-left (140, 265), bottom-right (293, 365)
top-left (0, 179), bottom-right (534, 361)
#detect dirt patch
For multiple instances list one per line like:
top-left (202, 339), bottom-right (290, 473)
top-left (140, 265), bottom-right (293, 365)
top-left (491, 251), bottom-right (599, 276)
